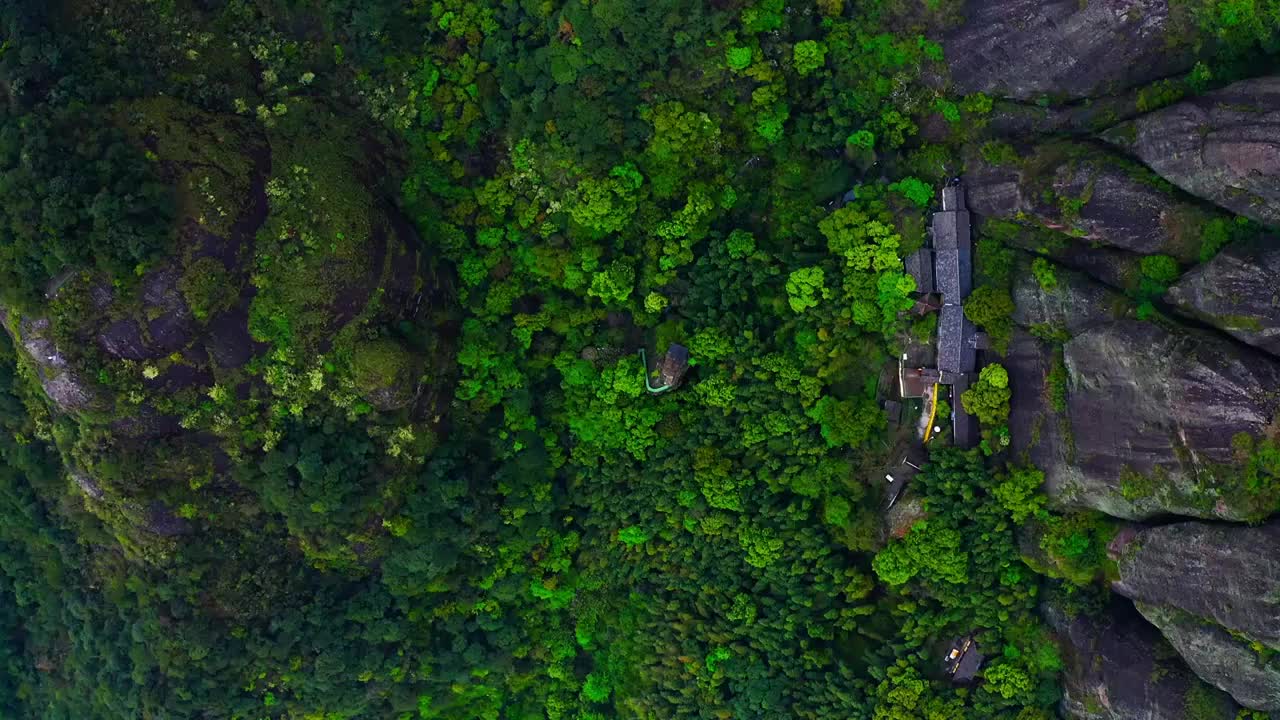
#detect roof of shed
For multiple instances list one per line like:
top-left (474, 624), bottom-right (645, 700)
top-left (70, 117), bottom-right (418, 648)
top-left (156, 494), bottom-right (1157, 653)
top-left (904, 248), bottom-right (935, 294)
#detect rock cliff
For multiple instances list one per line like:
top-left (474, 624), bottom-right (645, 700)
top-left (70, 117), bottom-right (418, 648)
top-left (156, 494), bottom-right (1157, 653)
top-left (967, 143), bottom-right (1215, 263)
top-left (0, 97), bottom-right (455, 576)
top-left (1008, 264), bottom-right (1280, 520)
top-left (1047, 598), bottom-right (1237, 719)
top-left (1105, 76), bottom-right (1280, 226)
top-left (1114, 522), bottom-right (1280, 711)
top-left (1166, 239), bottom-right (1280, 358)
top-left (943, 0), bottom-right (1195, 102)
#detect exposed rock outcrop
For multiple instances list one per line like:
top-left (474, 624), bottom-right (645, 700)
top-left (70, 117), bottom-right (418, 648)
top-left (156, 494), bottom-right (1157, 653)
top-left (1114, 522), bottom-right (1280, 711)
top-left (1136, 603), bottom-right (1280, 713)
top-left (967, 143), bottom-right (1213, 263)
top-left (1052, 319), bottom-right (1280, 519)
top-left (1115, 522), bottom-right (1280, 649)
top-left (1011, 259), bottom-right (1133, 334)
top-left (1047, 599), bottom-right (1236, 719)
top-left (0, 97), bottom-right (456, 578)
top-left (1008, 264), bottom-right (1280, 520)
top-left (943, 0), bottom-right (1195, 102)
top-left (11, 316), bottom-right (101, 412)
top-left (1106, 76), bottom-right (1280, 226)
top-left (1166, 239), bottom-right (1280, 357)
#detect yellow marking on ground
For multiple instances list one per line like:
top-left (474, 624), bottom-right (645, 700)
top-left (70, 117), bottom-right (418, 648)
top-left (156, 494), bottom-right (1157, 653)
top-left (923, 383), bottom-right (940, 443)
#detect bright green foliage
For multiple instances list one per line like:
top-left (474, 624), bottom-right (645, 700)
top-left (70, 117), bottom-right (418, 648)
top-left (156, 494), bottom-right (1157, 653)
top-left (888, 177), bottom-right (932, 208)
top-left (806, 395), bottom-right (884, 449)
top-left (1037, 511), bottom-right (1116, 585)
top-left (1031, 257), bottom-right (1058, 291)
top-left (961, 364), bottom-right (1012, 429)
top-left (738, 524), bottom-right (784, 568)
top-left (993, 466), bottom-right (1047, 524)
top-left (934, 98), bottom-right (961, 123)
top-left (725, 229), bottom-right (756, 259)
top-left (588, 260), bottom-right (636, 306)
top-left (617, 526), bottom-right (651, 547)
top-left (793, 40), bottom-right (828, 76)
top-left (847, 129), bottom-right (876, 149)
top-left (726, 45), bottom-right (753, 71)
top-left (873, 520), bottom-right (969, 586)
top-left (1140, 254), bottom-right (1181, 285)
top-left (643, 292), bottom-right (669, 314)
top-left (567, 173), bottom-right (640, 236)
top-left (983, 663), bottom-right (1034, 700)
top-left (819, 203), bottom-right (903, 271)
top-left (786, 266), bottom-right (826, 312)
top-left (581, 672), bottom-right (612, 702)
top-left (870, 666), bottom-right (965, 720)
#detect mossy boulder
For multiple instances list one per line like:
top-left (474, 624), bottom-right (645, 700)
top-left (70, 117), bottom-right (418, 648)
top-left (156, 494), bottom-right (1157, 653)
top-left (351, 339), bottom-right (421, 411)
top-left (1114, 521), bottom-right (1280, 711)
top-left (1046, 597), bottom-right (1236, 720)
top-left (967, 142), bottom-right (1218, 264)
top-left (1105, 76), bottom-right (1280, 227)
top-left (1166, 239), bottom-right (1280, 358)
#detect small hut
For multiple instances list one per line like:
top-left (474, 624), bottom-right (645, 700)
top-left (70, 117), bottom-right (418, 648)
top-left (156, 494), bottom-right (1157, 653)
top-left (942, 636), bottom-right (984, 683)
top-left (647, 343), bottom-right (689, 393)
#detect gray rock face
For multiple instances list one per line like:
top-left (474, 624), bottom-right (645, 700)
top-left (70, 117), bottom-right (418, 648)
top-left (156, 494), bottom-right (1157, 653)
top-left (14, 317), bottom-right (100, 412)
top-left (1166, 240), bottom-right (1280, 357)
top-left (96, 265), bottom-right (195, 362)
top-left (1107, 76), bottom-right (1280, 226)
top-left (967, 144), bottom-right (1210, 262)
top-left (1115, 522), bottom-right (1280, 650)
top-left (1008, 263), bottom-right (1280, 519)
top-left (1047, 599), bottom-right (1233, 720)
top-left (943, 0), bottom-right (1194, 102)
top-left (1136, 602), bottom-right (1280, 713)
top-left (99, 319), bottom-right (150, 361)
top-left (71, 472), bottom-right (104, 501)
top-left (1047, 319), bottom-right (1280, 519)
top-left (1113, 522), bottom-right (1280, 710)
top-left (1012, 260), bottom-right (1132, 334)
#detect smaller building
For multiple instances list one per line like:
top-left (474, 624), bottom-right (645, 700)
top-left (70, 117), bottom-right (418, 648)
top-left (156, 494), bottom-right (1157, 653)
top-left (904, 248), bottom-right (936, 295)
top-left (656, 344), bottom-right (690, 389)
top-left (943, 636), bottom-right (984, 683)
top-left (898, 362), bottom-right (942, 399)
top-left (883, 447), bottom-right (926, 509)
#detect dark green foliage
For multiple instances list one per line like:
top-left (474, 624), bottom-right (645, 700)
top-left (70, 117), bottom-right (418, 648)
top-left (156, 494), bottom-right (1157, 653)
top-left (964, 286), bottom-right (1015, 354)
top-left (0, 0), bottom-right (1261, 717)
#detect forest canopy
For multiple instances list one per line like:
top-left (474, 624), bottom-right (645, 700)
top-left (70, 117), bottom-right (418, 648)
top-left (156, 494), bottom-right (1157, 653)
top-left (0, 0), bottom-right (1275, 719)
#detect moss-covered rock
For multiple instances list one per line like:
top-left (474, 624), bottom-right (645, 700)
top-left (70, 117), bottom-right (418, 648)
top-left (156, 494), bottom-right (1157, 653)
top-left (0, 97), bottom-right (455, 576)
top-left (967, 142), bottom-right (1219, 264)
top-left (1166, 239), bottom-right (1280, 359)
top-left (1105, 76), bottom-right (1280, 227)
top-left (351, 338), bottom-right (421, 411)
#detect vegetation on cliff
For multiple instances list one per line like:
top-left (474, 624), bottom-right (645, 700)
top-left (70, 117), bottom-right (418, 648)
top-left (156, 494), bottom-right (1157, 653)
top-left (0, 0), bottom-right (1277, 718)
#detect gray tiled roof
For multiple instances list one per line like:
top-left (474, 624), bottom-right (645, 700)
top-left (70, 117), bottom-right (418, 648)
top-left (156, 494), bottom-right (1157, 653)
top-left (938, 305), bottom-right (977, 375)
top-left (941, 185), bottom-right (966, 212)
top-left (904, 248), bottom-right (935, 294)
top-left (932, 210), bottom-right (970, 250)
top-left (935, 246), bottom-right (960, 298)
